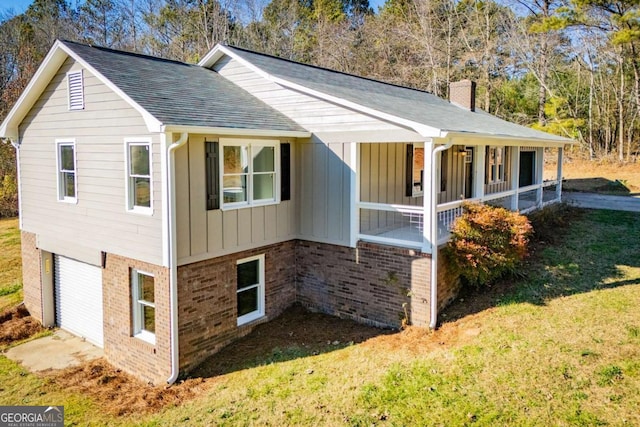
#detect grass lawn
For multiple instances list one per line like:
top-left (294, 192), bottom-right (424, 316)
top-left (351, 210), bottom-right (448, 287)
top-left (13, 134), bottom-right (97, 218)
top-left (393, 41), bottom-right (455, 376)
top-left (0, 218), bottom-right (22, 312)
top-left (0, 210), bottom-right (639, 426)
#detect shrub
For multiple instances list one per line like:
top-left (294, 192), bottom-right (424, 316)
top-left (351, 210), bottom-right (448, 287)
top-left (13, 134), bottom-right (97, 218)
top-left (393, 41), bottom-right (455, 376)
top-left (526, 202), bottom-right (577, 244)
top-left (444, 202), bottom-right (532, 287)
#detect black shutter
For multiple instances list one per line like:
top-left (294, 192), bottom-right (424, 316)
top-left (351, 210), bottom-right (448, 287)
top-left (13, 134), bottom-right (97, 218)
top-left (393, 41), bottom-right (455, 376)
top-left (280, 143), bottom-right (291, 201)
top-left (405, 144), bottom-right (413, 197)
top-left (205, 141), bottom-right (219, 210)
top-left (485, 146), bottom-right (490, 185)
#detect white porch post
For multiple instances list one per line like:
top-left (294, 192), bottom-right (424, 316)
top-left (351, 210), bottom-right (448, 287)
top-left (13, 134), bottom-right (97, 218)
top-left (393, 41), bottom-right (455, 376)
top-left (556, 147), bottom-right (564, 200)
top-left (349, 142), bottom-right (359, 248)
top-left (473, 145), bottom-right (486, 200)
top-left (422, 139), bottom-right (434, 254)
top-left (510, 146), bottom-right (520, 210)
top-left (536, 147), bottom-right (544, 207)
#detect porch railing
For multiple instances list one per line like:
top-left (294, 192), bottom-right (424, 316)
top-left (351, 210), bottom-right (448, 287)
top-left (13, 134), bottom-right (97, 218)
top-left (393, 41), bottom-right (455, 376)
top-left (357, 180), bottom-right (562, 250)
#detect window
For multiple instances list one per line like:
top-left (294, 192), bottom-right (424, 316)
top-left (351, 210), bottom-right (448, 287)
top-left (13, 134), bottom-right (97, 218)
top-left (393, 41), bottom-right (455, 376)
top-left (405, 143), bottom-right (424, 197)
top-left (67, 70), bottom-right (84, 110)
top-left (488, 146), bottom-right (505, 184)
top-left (132, 269), bottom-right (155, 344)
top-left (126, 139), bottom-right (152, 213)
top-left (221, 140), bottom-right (278, 208)
top-left (56, 140), bottom-right (77, 202)
top-left (236, 254), bottom-right (265, 326)
top-left (208, 141), bottom-right (289, 211)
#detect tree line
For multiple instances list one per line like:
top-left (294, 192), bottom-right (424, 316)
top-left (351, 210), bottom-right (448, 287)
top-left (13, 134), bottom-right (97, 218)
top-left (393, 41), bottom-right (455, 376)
top-left (0, 0), bottom-right (638, 215)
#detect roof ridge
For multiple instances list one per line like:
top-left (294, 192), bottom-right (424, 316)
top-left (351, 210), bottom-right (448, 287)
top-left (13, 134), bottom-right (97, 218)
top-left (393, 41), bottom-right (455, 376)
top-left (224, 44), bottom-right (436, 96)
top-left (59, 39), bottom-right (194, 67)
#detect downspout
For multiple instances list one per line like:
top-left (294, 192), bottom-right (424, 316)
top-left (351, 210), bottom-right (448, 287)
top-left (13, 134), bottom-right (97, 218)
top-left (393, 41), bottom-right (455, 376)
top-left (429, 140), bottom-right (453, 329)
top-left (8, 138), bottom-right (22, 230)
top-left (166, 132), bottom-right (188, 385)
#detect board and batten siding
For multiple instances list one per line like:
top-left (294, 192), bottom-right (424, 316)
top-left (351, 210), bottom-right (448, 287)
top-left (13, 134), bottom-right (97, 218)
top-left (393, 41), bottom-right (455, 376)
top-left (297, 139), bottom-right (352, 246)
top-left (437, 145), bottom-right (466, 204)
top-left (175, 135), bottom-right (299, 264)
top-left (18, 57), bottom-right (164, 266)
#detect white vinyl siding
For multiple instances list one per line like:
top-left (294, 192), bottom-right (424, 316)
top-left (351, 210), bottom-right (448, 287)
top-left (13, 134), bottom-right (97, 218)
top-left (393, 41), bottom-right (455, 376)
top-left (54, 255), bottom-right (104, 347)
top-left (19, 58), bottom-right (164, 266)
top-left (236, 254), bottom-right (265, 326)
top-left (56, 139), bottom-right (77, 203)
top-left (67, 70), bottom-right (84, 110)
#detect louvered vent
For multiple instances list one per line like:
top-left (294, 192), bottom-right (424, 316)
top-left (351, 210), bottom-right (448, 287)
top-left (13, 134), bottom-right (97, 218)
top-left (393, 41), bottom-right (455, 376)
top-left (67, 70), bottom-right (84, 110)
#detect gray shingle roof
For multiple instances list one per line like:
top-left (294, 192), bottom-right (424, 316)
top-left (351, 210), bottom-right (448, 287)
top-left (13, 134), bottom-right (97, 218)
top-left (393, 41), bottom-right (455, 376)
top-left (225, 46), bottom-right (570, 142)
top-left (61, 41), bottom-right (306, 133)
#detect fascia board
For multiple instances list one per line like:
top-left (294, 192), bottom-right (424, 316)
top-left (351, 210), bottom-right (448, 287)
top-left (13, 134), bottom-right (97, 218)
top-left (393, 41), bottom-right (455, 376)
top-left (162, 124), bottom-right (311, 139)
top-left (439, 131), bottom-right (573, 147)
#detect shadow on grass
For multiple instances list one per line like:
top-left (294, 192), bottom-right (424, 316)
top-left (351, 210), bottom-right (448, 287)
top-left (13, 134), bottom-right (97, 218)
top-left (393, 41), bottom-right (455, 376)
top-left (441, 208), bottom-right (640, 324)
top-left (563, 177), bottom-right (631, 195)
top-left (188, 304), bottom-right (396, 379)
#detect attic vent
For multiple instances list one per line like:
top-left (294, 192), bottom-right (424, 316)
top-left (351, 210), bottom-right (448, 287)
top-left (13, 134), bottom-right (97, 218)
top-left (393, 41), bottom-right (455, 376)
top-left (67, 70), bottom-right (84, 110)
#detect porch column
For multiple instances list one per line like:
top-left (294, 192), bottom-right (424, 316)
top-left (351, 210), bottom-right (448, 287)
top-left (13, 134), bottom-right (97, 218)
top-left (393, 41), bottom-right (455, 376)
top-left (556, 147), bottom-right (564, 200)
top-left (422, 139), bottom-right (434, 254)
top-left (349, 142), bottom-right (359, 248)
top-left (473, 145), bottom-right (486, 200)
top-left (536, 147), bottom-right (544, 207)
top-left (510, 146), bottom-right (520, 210)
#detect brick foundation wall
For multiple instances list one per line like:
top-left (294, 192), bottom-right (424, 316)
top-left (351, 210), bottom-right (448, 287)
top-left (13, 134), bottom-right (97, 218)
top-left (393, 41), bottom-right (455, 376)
top-left (20, 231), bottom-right (43, 322)
top-left (177, 241), bottom-right (296, 373)
top-left (437, 248), bottom-right (462, 312)
top-left (102, 254), bottom-right (171, 385)
top-left (295, 240), bottom-right (432, 328)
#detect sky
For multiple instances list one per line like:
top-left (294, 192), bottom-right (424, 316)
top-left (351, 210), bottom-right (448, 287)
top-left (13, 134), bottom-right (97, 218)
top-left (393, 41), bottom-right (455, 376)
top-left (2, 0), bottom-right (388, 17)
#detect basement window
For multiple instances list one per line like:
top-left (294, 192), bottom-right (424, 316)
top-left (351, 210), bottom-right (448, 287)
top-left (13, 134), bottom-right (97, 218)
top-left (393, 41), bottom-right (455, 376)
top-left (67, 70), bottom-right (84, 110)
top-left (132, 269), bottom-right (155, 344)
top-left (236, 254), bottom-right (265, 326)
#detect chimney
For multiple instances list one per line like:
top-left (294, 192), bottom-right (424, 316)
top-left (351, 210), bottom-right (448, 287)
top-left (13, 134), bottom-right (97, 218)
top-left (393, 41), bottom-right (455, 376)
top-left (449, 80), bottom-right (476, 112)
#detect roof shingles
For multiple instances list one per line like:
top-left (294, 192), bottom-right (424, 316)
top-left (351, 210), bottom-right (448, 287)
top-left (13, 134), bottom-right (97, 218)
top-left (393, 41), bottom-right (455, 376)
top-left (62, 41), bottom-right (306, 133)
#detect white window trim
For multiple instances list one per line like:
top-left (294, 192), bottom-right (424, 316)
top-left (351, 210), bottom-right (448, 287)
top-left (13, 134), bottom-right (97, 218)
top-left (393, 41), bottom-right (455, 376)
top-left (124, 138), bottom-right (153, 215)
top-left (412, 142), bottom-right (424, 197)
top-left (67, 70), bottom-right (84, 111)
top-left (132, 269), bottom-right (156, 345)
top-left (55, 139), bottom-right (77, 204)
top-left (220, 139), bottom-right (280, 210)
top-left (236, 254), bottom-right (265, 326)
top-left (488, 146), bottom-right (506, 184)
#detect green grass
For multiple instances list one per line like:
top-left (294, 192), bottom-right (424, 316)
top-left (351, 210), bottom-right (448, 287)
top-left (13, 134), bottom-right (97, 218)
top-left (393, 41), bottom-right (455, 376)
top-left (0, 210), bottom-right (639, 426)
top-left (0, 218), bottom-right (22, 312)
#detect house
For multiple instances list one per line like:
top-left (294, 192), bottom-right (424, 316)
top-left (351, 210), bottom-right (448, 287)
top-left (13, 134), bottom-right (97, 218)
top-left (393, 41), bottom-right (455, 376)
top-left (0, 40), bottom-right (570, 384)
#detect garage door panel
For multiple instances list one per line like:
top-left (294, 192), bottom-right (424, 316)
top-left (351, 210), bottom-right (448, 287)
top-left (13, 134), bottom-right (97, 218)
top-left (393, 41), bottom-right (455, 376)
top-left (54, 255), bottom-right (104, 347)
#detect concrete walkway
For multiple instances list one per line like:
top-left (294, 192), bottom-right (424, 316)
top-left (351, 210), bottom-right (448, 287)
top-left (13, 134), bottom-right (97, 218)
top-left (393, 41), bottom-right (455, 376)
top-left (563, 192), bottom-right (640, 212)
top-left (5, 329), bottom-right (103, 372)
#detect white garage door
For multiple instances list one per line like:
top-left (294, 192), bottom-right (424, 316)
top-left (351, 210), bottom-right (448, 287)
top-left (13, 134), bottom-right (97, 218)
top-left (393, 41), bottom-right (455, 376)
top-left (54, 255), bottom-right (104, 348)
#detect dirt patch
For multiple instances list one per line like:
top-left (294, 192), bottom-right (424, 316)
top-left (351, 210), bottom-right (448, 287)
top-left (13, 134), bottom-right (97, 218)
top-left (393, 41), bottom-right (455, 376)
top-left (0, 304), bottom-right (44, 346)
top-left (45, 360), bottom-right (209, 416)
top-left (190, 304), bottom-right (395, 377)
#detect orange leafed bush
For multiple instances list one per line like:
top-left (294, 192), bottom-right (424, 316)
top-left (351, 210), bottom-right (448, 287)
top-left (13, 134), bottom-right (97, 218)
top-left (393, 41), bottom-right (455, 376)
top-left (444, 202), bottom-right (532, 287)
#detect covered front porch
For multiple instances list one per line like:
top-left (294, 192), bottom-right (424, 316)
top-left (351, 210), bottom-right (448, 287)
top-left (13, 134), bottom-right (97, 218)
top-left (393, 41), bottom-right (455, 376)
top-left (354, 141), bottom-right (565, 252)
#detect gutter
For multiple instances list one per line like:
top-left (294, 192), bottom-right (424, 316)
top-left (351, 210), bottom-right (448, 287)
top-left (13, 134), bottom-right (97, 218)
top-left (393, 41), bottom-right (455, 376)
top-left (166, 132), bottom-right (188, 385)
top-left (429, 140), bottom-right (453, 329)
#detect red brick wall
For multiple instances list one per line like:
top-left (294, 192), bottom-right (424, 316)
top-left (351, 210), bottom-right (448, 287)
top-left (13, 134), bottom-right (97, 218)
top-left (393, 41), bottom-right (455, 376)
top-left (102, 253), bottom-right (171, 385)
top-left (177, 241), bottom-right (296, 373)
top-left (295, 240), bottom-right (432, 328)
top-left (20, 231), bottom-right (43, 321)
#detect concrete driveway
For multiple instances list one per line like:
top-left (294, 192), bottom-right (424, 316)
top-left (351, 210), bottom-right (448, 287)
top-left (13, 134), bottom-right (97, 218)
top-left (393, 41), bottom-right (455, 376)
top-left (5, 329), bottom-right (103, 372)
top-left (563, 192), bottom-right (640, 213)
